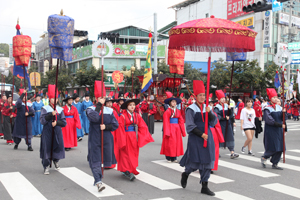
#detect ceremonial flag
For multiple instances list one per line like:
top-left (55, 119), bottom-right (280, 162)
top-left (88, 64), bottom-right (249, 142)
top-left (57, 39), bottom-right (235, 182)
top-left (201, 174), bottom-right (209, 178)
top-left (141, 33), bottom-right (153, 93)
top-left (297, 70), bottom-right (300, 93)
top-left (289, 76), bottom-right (294, 92)
top-left (274, 72), bottom-right (280, 89)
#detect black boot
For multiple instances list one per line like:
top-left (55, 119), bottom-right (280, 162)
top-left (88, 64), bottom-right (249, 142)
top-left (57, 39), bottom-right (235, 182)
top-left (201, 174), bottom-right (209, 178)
top-left (14, 144), bottom-right (18, 150)
top-left (28, 146), bottom-right (33, 151)
top-left (201, 182), bottom-right (215, 196)
top-left (181, 172), bottom-right (189, 188)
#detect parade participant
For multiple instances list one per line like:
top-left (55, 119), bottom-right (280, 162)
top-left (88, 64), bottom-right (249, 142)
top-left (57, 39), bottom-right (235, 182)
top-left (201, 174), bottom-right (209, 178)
top-left (261, 88), bottom-right (286, 170)
top-left (0, 93), bottom-right (7, 139)
top-left (32, 94), bottom-right (44, 137)
top-left (214, 90), bottom-right (239, 159)
top-left (2, 92), bottom-right (17, 145)
top-left (115, 98), bottom-right (154, 181)
top-left (240, 99), bottom-right (257, 156)
top-left (235, 98), bottom-right (244, 119)
top-left (72, 93), bottom-right (84, 141)
top-left (291, 99), bottom-right (300, 121)
top-left (210, 104), bottom-right (224, 174)
top-left (261, 98), bottom-right (268, 111)
top-left (113, 92), bottom-right (125, 114)
top-left (160, 91), bottom-right (186, 163)
top-left (180, 80), bottom-right (217, 196)
top-left (180, 93), bottom-right (187, 122)
top-left (213, 98), bottom-right (218, 107)
top-left (42, 94), bottom-right (49, 106)
top-left (12, 89), bottom-right (35, 151)
top-left (81, 92), bottom-right (93, 135)
top-left (253, 97), bottom-right (262, 119)
top-left (61, 95), bottom-right (81, 151)
top-left (86, 81), bottom-right (119, 192)
top-left (285, 100), bottom-right (292, 119)
top-left (141, 95), bottom-right (157, 135)
top-left (40, 85), bottom-right (66, 175)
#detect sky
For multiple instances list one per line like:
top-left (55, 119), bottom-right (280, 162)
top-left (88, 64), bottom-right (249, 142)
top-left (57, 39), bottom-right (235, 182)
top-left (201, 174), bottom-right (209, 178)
top-left (0, 0), bottom-right (184, 44)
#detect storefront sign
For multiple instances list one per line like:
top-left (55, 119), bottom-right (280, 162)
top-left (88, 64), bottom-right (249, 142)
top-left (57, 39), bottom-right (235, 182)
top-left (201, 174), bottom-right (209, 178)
top-left (263, 11), bottom-right (272, 48)
top-left (72, 45), bottom-right (92, 61)
top-left (279, 13), bottom-right (300, 28)
top-left (227, 0), bottom-right (254, 20)
top-left (288, 42), bottom-right (300, 50)
top-left (234, 16), bottom-right (254, 28)
top-left (291, 53), bottom-right (300, 64)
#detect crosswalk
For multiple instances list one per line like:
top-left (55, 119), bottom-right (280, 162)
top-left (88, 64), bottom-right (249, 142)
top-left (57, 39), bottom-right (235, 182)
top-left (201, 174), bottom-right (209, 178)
top-left (1, 150), bottom-right (300, 199)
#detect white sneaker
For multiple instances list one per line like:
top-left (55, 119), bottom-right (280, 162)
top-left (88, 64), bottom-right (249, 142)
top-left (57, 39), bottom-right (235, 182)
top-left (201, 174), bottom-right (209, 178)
top-left (44, 166), bottom-right (50, 175)
top-left (53, 161), bottom-right (60, 170)
top-left (167, 160), bottom-right (172, 163)
top-left (248, 151), bottom-right (255, 156)
top-left (173, 160), bottom-right (178, 163)
top-left (241, 146), bottom-right (245, 153)
top-left (97, 183), bottom-right (105, 192)
top-left (78, 137), bottom-right (83, 141)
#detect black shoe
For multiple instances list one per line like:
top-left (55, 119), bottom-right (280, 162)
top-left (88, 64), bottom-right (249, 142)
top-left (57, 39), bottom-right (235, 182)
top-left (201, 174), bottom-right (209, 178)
top-left (261, 157), bottom-right (267, 168)
top-left (65, 148), bottom-right (70, 151)
top-left (84, 133), bottom-right (89, 136)
top-left (28, 146), bottom-right (33, 151)
top-left (129, 173), bottom-right (136, 181)
top-left (201, 182), bottom-right (215, 196)
top-left (272, 164), bottom-right (283, 170)
top-left (14, 144), bottom-right (18, 150)
top-left (210, 171), bottom-right (214, 174)
top-left (181, 172), bottom-right (189, 188)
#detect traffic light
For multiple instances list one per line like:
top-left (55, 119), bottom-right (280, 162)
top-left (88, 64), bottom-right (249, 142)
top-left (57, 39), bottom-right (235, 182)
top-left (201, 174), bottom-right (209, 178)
top-left (99, 32), bottom-right (120, 39)
top-left (277, 0), bottom-right (289, 2)
top-left (74, 30), bottom-right (88, 37)
top-left (243, 0), bottom-right (272, 13)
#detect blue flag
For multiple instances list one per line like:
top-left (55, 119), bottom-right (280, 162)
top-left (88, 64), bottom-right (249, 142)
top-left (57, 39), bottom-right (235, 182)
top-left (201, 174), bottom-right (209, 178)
top-left (13, 26), bottom-right (31, 90)
top-left (274, 73), bottom-right (280, 89)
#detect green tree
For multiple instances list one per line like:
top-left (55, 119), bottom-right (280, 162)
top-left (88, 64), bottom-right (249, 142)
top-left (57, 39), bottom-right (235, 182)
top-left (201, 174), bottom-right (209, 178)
top-left (4, 71), bottom-right (22, 93)
top-left (0, 43), bottom-right (9, 57)
top-left (75, 61), bottom-right (107, 98)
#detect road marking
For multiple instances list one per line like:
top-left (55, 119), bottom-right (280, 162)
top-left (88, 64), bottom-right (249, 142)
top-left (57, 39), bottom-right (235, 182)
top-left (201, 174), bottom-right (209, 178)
top-left (218, 160), bottom-right (279, 178)
top-left (236, 154), bottom-right (300, 172)
top-left (259, 151), bottom-right (300, 162)
top-left (149, 198), bottom-right (175, 200)
top-left (59, 167), bottom-right (123, 198)
top-left (152, 160), bottom-right (234, 184)
top-left (214, 190), bottom-right (254, 200)
top-left (136, 169), bottom-right (181, 190)
top-left (288, 149), bottom-right (300, 154)
top-left (0, 172), bottom-right (47, 200)
top-left (261, 183), bottom-right (300, 199)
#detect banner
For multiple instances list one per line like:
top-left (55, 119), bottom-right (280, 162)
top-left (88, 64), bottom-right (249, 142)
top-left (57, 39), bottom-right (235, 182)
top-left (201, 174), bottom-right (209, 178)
top-left (263, 11), bottom-right (272, 48)
top-left (141, 34), bottom-right (153, 93)
top-left (227, 0), bottom-right (254, 20)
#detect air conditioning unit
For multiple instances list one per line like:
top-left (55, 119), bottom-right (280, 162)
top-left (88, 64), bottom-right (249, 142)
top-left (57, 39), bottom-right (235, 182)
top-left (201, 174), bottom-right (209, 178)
top-left (291, 26), bottom-right (298, 35)
top-left (283, 26), bottom-right (289, 35)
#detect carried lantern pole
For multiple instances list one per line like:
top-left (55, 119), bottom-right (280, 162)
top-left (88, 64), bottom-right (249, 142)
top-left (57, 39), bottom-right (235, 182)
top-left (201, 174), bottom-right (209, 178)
top-left (48, 10), bottom-right (74, 167)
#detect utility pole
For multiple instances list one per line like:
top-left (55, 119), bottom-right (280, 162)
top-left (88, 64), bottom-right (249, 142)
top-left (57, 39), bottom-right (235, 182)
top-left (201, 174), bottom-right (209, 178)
top-left (287, 0), bottom-right (294, 87)
top-left (154, 13), bottom-right (158, 75)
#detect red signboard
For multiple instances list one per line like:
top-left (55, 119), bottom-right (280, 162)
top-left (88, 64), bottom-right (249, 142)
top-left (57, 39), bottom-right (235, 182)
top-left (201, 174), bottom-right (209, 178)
top-left (227, 0), bottom-right (254, 20)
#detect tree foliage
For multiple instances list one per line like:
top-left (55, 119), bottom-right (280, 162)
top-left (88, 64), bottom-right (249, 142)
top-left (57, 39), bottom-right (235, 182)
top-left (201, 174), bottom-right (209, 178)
top-left (0, 43), bottom-right (9, 57)
top-left (75, 61), bottom-right (107, 98)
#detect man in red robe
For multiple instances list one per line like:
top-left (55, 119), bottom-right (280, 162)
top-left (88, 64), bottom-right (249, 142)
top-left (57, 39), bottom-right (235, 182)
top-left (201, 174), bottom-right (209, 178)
top-left (235, 98), bottom-right (244, 120)
top-left (61, 96), bottom-right (81, 151)
top-left (291, 99), bottom-right (300, 121)
top-left (115, 98), bottom-right (154, 181)
top-left (253, 97), bottom-right (262, 118)
top-left (140, 95), bottom-right (157, 134)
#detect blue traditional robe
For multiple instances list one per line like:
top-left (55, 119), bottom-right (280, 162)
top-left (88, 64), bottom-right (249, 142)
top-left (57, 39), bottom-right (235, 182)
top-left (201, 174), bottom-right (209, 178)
top-left (32, 101), bottom-right (44, 136)
top-left (81, 100), bottom-right (93, 134)
top-left (214, 103), bottom-right (234, 149)
top-left (72, 102), bottom-right (84, 138)
top-left (86, 105), bottom-right (119, 184)
top-left (40, 105), bottom-right (66, 161)
top-left (12, 94), bottom-right (35, 140)
top-left (180, 103), bottom-right (217, 169)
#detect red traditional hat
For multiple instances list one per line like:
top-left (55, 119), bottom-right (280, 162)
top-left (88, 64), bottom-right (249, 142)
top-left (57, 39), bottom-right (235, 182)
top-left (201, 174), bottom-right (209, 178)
top-left (266, 88), bottom-right (277, 100)
top-left (19, 89), bottom-right (24, 95)
top-left (115, 93), bottom-right (119, 99)
top-left (48, 84), bottom-right (58, 99)
top-left (124, 92), bottom-right (129, 98)
top-left (109, 91), bottom-right (114, 97)
top-left (193, 80), bottom-right (205, 96)
top-left (164, 91), bottom-right (181, 104)
top-left (215, 90), bottom-right (225, 100)
top-left (166, 91), bottom-right (173, 99)
top-left (180, 93), bottom-right (184, 98)
top-left (94, 81), bottom-right (106, 98)
top-left (209, 93), bottom-right (213, 98)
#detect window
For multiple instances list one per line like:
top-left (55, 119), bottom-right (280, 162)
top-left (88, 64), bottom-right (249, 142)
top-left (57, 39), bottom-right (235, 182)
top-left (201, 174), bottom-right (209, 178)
top-left (68, 62), bottom-right (78, 74)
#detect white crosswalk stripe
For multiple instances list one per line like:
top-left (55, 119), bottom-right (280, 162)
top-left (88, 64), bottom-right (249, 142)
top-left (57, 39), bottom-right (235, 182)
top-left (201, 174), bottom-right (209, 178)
top-left (218, 160), bottom-right (279, 178)
top-left (258, 151), bottom-right (300, 162)
top-left (0, 172), bottom-right (47, 200)
top-left (236, 154), bottom-right (300, 172)
top-left (59, 167), bottom-right (123, 198)
top-left (152, 160), bottom-right (234, 184)
top-left (112, 165), bottom-right (181, 190)
top-left (288, 149), bottom-right (300, 154)
top-left (214, 190), bottom-right (254, 200)
top-left (148, 198), bottom-right (175, 200)
top-left (261, 183), bottom-right (300, 199)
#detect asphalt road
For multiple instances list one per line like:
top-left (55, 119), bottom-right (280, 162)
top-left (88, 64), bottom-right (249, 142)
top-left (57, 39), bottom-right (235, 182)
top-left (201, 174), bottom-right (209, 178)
top-left (0, 119), bottom-right (299, 200)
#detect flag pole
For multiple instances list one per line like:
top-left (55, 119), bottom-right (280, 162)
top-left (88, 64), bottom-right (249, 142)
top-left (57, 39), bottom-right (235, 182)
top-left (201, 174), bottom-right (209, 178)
top-left (23, 65), bottom-right (28, 145)
top-left (282, 68), bottom-right (286, 163)
top-left (101, 54), bottom-right (104, 176)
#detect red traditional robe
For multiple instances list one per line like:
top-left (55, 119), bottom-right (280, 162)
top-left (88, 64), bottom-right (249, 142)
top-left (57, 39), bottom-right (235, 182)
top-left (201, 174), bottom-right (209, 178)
top-left (210, 112), bottom-right (225, 171)
top-left (180, 99), bottom-right (187, 122)
top-left (61, 105), bottom-right (81, 148)
top-left (253, 101), bottom-right (262, 117)
top-left (0, 99), bottom-right (4, 136)
top-left (115, 109), bottom-right (154, 175)
top-left (285, 103), bottom-right (292, 114)
top-left (235, 102), bottom-right (244, 119)
top-left (160, 108), bottom-right (186, 157)
top-left (113, 103), bottom-right (120, 114)
top-left (291, 102), bottom-right (300, 116)
top-left (140, 101), bottom-right (157, 115)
